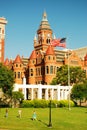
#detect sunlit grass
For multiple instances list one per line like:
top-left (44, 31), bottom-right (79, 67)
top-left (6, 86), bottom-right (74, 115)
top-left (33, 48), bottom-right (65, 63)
top-left (0, 107), bottom-right (87, 130)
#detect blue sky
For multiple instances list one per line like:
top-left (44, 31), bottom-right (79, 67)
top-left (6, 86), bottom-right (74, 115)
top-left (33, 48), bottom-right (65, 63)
top-left (0, 0), bottom-right (87, 59)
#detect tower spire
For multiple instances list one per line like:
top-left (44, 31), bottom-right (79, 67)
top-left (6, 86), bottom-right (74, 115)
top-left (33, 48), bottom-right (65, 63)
top-left (42, 11), bottom-right (48, 21)
top-left (0, 17), bottom-right (7, 63)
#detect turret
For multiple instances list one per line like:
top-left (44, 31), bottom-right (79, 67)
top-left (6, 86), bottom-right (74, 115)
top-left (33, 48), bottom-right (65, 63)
top-left (34, 11), bottom-right (53, 52)
top-left (0, 17), bottom-right (7, 63)
top-left (13, 55), bottom-right (24, 84)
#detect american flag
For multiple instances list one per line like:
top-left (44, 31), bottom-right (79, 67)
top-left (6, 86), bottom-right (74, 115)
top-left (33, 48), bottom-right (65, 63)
top-left (51, 38), bottom-right (66, 48)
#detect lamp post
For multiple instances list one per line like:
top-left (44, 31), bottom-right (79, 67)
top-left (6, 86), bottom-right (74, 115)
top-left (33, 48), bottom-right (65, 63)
top-left (68, 49), bottom-right (71, 110)
top-left (48, 91), bottom-right (52, 127)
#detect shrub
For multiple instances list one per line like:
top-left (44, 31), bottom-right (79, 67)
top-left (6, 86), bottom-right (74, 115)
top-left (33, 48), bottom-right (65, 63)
top-left (21, 99), bottom-right (75, 108)
top-left (33, 99), bottom-right (48, 108)
top-left (21, 100), bottom-right (34, 108)
top-left (58, 100), bottom-right (75, 107)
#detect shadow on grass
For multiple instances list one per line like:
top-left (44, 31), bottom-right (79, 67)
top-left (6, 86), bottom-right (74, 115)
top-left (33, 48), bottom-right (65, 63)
top-left (30, 118), bottom-right (48, 126)
top-left (38, 119), bottom-right (48, 126)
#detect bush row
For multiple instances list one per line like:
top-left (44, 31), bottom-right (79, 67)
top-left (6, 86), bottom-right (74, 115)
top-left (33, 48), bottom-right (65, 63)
top-left (21, 99), bottom-right (75, 108)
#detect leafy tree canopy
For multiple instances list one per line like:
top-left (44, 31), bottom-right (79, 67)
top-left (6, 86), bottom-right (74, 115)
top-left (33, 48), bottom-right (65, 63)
top-left (12, 91), bottom-right (24, 101)
top-left (51, 65), bottom-right (86, 85)
top-left (71, 82), bottom-right (87, 106)
top-left (0, 63), bottom-right (15, 96)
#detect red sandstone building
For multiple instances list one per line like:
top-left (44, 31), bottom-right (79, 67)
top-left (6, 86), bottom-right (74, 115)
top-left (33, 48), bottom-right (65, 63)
top-left (0, 12), bottom-right (87, 85)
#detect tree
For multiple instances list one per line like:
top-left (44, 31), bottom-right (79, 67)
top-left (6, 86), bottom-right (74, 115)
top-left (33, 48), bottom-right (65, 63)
top-left (50, 78), bottom-right (57, 85)
top-left (71, 83), bottom-right (87, 106)
top-left (0, 63), bottom-right (15, 96)
top-left (51, 65), bottom-right (86, 85)
top-left (12, 91), bottom-right (24, 107)
top-left (83, 81), bottom-right (87, 101)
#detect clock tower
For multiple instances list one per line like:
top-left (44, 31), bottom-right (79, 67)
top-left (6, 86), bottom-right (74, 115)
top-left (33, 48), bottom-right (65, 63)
top-left (0, 17), bottom-right (7, 63)
top-left (34, 11), bottom-right (53, 53)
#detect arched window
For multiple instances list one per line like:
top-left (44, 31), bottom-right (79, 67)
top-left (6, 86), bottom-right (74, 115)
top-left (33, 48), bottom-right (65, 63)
top-left (46, 39), bottom-right (49, 43)
top-left (16, 64), bottom-right (18, 67)
top-left (49, 39), bottom-right (50, 43)
top-left (53, 56), bottom-right (55, 60)
top-left (54, 66), bottom-right (56, 74)
top-left (46, 38), bottom-right (50, 44)
top-left (46, 66), bottom-right (49, 74)
top-left (50, 66), bottom-right (53, 74)
top-left (48, 56), bottom-right (50, 60)
top-left (18, 72), bottom-right (20, 78)
top-left (15, 72), bottom-right (16, 78)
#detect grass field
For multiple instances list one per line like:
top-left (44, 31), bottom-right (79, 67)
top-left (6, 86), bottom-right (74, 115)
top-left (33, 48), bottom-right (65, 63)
top-left (0, 107), bottom-right (87, 130)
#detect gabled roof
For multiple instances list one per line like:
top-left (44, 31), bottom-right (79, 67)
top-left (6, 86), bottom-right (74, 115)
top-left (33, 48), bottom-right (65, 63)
top-left (29, 50), bottom-right (37, 59)
top-left (4, 58), bottom-right (9, 66)
top-left (46, 45), bottom-right (55, 55)
top-left (14, 55), bottom-right (22, 63)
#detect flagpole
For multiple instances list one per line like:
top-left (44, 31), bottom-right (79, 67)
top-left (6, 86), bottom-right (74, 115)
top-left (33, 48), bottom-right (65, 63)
top-left (67, 47), bottom-right (71, 110)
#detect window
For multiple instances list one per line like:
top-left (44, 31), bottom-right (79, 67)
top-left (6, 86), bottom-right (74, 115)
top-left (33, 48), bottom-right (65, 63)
top-left (46, 39), bottom-right (50, 44)
top-left (53, 56), bottom-right (55, 60)
top-left (46, 66), bottom-right (49, 74)
top-left (15, 72), bottom-right (16, 78)
top-left (32, 60), bottom-right (35, 64)
top-left (16, 64), bottom-right (18, 67)
top-left (54, 66), bottom-right (56, 74)
top-left (30, 69), bottom-right (33, 76)
top-left (18, 72), bottom-right (20, 78)
top-left (50, 66), bottom-right (53, 74)
top-left (48, 56), bottom-right (50, 60)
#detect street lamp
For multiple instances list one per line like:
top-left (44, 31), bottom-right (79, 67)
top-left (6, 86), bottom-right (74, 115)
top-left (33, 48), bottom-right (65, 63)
top-left (68, 49), bottom-right (71, 110)
top-left (48, 92), bottom-right (52, 127)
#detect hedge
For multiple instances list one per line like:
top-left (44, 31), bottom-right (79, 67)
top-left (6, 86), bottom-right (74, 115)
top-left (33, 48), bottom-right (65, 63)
top-left (21, 99), bottom-right (75, 108)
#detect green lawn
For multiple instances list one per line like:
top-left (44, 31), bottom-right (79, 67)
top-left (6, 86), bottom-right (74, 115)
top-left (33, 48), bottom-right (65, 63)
top-left (0, 107), bottom-right (87, 130)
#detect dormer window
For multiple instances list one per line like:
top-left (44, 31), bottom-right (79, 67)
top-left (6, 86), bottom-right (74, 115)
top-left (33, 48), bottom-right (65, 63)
top-left (16, 64), bottom-right (18, 67)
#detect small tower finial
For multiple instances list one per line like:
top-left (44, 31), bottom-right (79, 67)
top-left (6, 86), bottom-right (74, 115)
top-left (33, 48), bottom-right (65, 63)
top-left (42, 11), bottom-right (48, 21)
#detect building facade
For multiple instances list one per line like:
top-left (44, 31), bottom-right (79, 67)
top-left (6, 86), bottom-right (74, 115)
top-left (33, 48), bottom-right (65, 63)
top-left (0, 17), bottom-right (7, 63)
top-left (1, 11), bottom-right (87, 85)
